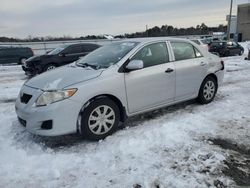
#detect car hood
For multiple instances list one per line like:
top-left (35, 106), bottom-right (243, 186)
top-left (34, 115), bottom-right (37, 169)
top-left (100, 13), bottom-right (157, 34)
top-left (25, 65), bottom-right (104, 90)
top-left (26, 54), bottom-right (54, 62)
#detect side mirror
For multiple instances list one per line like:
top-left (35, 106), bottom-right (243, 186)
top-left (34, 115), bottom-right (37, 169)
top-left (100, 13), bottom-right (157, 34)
top-left (59, 53), bottom-right (65, 57)
top-left (125, 60), bottom-right (143, 72)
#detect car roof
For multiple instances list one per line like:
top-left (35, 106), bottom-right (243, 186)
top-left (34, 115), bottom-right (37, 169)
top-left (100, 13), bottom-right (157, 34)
top-left (68, 43), bottom-right (101, 47)
top-left (0, 46), bottom-right (30, 49)
top-left (110, 37), bottom-right (193, 45)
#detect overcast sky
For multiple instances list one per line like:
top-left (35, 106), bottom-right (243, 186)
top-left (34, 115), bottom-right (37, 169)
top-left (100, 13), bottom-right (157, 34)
top-left (0, 0), bottom-right (249, 38)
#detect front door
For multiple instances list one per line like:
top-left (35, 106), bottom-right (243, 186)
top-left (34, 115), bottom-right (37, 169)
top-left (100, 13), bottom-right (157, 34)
top-left (59, 45), bottom-right (83, 65)
top-left (125, 42), bottom-right (175, 113)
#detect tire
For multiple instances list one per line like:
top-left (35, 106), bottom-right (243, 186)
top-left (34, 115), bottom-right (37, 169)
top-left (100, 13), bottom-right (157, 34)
top-left (80, 97), bottom-right (120, 140)
top-left (197, 76), bottom-right (218, 104)
top-left (19, 58), bottom-right (27, 65)
top-left (43, 64), bottom-right (57, 72)
top-left (224, 51), bottom-right (230, 57)
top-left (239, 50), bottom-right (244, 56)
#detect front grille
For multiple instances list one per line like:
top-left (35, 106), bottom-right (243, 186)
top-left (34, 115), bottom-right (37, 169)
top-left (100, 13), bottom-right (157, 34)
top-left (20, 93), bottom-right (32, 104)
top-left (18, 117), bottom-right (26, 127)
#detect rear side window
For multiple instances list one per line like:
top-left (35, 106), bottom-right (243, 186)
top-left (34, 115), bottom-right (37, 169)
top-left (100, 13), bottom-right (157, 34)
top-left (63, 45), bottom-right (82, 54)
top-left (83, 44), bottom-right (99, 52)
top-left (131, 42), bottom-right (169, 68)
top-left (191, 40), bottom-right (200, 45)
top-left (194, 47), bottom-right (203, 58)
top-left (171, 42), bottom-right (196, 61)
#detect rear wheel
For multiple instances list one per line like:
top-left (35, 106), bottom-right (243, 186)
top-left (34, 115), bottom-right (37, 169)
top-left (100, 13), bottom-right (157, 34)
top-left (80, 97), bottom-right (120, 140)
top-left (19, 58), bottom-right (27, 65)
top-left (197, 76), bottom-right (218, 104)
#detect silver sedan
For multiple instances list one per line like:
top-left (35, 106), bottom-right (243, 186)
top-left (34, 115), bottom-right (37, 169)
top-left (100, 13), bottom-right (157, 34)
top-left (15, 37), bottom-right (224, 140)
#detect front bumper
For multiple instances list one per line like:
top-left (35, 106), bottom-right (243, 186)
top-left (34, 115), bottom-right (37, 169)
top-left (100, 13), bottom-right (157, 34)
top-left (15, 85), bottom-right (82, 136)
top-left (22, 65), bottom-right (37, 76)
top-left (22, 61), bottom-right (41, 76)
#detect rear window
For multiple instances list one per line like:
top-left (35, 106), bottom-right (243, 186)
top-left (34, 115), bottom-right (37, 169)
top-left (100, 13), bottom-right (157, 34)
top-left (171, 42), bottom-right (196, 61)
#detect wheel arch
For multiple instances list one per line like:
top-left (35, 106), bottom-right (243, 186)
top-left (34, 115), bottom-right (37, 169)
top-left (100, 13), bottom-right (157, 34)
top-left (198, 73), bottom-right (218, 96)
top-left (79, 94), bottom-right (127, 124)
top-left (205, 73), bottom-right (218, 85)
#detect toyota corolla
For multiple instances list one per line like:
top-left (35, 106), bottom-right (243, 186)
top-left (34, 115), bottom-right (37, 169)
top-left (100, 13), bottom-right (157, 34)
top-left (15, 38), bottom-right (224, 140)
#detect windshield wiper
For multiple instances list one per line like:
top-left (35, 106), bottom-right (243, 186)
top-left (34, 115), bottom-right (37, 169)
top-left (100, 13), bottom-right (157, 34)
top-left (76, 62), bottom-right (98, 70)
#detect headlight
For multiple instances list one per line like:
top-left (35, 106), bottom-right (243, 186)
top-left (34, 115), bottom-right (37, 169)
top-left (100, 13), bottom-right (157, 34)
top-left (36, 88), bottom-right (77, 107)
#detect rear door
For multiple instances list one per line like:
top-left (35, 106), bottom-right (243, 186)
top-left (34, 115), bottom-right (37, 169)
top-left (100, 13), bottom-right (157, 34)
top-left (125, 42), bottom-right (175, 113)
top-left (170, 41), bottom-right (207, 101)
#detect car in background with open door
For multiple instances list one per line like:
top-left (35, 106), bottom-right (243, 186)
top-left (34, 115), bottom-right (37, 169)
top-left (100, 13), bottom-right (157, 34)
top-left (208, 41), bottom-right (244, 57)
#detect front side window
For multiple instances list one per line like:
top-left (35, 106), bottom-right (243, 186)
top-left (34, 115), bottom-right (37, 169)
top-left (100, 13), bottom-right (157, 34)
top-left (171, 42), bottom-right (196, 61)
top-left (131, 42), bottom-right (169, 68)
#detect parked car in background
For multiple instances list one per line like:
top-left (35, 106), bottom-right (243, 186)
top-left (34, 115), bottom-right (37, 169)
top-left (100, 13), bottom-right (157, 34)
top-left (0, 46), bottom-right (34, 65)
top-left (190, 39), bottom-right (209, 51)
top-left (247, 43), bottom-right (250, 60)
top-left (208, 41), bottom-right (244, 57)
top-left (15, 38), bottom-right (224, 140)
top-left (22, 43), bottom-right (100, 76)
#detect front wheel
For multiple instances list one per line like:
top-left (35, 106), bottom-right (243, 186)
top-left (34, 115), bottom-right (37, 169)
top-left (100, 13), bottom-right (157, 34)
top-left (197, 76), bottom-right (218, 104)
top-left (43, 64), bottom-right (57, 72)
top-left (80, 97), bottom-right (120, 140)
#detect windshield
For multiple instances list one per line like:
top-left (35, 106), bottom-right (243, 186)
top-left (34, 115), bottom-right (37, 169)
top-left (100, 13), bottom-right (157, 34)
top-left (48, 45), bottom-right (68, 55)
top-left (76, 42), bottom-right (138, 69)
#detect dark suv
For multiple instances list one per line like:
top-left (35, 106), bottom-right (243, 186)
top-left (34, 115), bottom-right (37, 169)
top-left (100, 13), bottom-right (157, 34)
top-left (22, 43), bottom-right (100, 76)
top-left (209, 41), bottom-right (244, 57)
top-left (0, 47), bottom-right (34, 64)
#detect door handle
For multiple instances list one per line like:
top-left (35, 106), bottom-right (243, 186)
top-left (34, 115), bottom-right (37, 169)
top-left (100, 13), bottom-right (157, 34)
top-left (200, 62), bottom-right (206, 66)
top-left (165, 68), bottom-right (174, 73)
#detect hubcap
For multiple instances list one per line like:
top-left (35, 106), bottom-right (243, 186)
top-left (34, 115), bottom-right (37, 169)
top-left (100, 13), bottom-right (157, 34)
top-left (88, 105), bottom-right (115, 135)
top-left (203, 80), bottom-right (215, 100)
top-left (47, 66), bottom-right (56, 71)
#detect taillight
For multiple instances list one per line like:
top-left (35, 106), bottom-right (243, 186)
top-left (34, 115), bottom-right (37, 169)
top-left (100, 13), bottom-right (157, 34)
top-left (221, 60), bottom-right (224, 70)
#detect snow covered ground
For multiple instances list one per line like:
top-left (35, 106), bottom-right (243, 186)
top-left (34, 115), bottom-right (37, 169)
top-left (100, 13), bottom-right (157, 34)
top-left (0, 44), bottom-right (250, 188)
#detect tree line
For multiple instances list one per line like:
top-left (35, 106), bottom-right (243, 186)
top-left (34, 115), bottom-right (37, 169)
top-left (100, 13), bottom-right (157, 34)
top-left (0, 23), bottom-right (227, 42)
